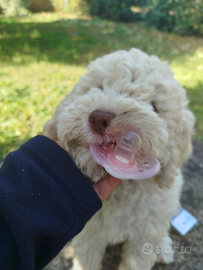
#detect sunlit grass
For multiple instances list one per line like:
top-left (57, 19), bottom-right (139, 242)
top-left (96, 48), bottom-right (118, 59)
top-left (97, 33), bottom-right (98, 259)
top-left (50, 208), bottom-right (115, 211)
top-left (0, 62), bottom-right (86, 159)
top-left (171, 48), bottom-right (203, 142)
top-left (0, 12), bottom-right (203, 160)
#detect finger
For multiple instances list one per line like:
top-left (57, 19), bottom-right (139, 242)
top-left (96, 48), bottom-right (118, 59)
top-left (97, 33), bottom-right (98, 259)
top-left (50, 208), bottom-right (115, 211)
top-left (56, 141), bottom-right (64, 149)
top-left (93, 175), bottom-right (121, 201)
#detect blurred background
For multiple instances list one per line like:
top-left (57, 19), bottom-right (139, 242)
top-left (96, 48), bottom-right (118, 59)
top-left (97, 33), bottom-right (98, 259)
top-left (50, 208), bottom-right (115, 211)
top-left (0, 0), bottom-right (203, 160)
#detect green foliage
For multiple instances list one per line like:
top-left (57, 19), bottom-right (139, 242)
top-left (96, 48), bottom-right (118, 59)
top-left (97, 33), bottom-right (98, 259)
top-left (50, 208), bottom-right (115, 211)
top-left (146, 0), bottom-right (203, 36)
top-left (0, 0), bottom-right (31, 15)
top-left (82, 0), bottom-right (148, 21)
top-left (80, 0), bottom-right (203, 36)
top-left (0, 0), bottom-right (202, 36)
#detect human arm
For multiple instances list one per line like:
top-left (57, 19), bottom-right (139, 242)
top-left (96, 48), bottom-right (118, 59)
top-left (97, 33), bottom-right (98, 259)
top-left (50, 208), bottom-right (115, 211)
top-left (0, 135), bottom-right (103, 270)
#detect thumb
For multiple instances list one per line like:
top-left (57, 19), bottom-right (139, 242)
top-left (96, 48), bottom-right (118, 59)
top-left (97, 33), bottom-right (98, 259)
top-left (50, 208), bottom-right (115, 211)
top-left (93, 175), bottom-right (121, 202)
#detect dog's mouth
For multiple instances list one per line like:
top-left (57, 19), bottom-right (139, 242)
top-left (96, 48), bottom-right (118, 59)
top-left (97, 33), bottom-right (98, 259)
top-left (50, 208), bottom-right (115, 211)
top-left (89, 130), bottom-right (161, 180)
top-left (91, 130), bottom-right (141, 165)
top-left (99, 140), bottom-right (117, 151)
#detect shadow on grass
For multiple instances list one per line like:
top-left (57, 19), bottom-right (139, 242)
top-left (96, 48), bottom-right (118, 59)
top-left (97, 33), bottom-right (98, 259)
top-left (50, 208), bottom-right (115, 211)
top-left (0, 18), bottom-right (203, 65)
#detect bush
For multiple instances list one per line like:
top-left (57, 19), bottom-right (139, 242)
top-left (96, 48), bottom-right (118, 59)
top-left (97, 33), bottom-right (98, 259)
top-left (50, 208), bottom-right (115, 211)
top-left (81, 0), bottom-right (203, 36)
top-left (146, 0), bottom-right (203, 36)
top-left (82, 0), bottom-right (148, 22)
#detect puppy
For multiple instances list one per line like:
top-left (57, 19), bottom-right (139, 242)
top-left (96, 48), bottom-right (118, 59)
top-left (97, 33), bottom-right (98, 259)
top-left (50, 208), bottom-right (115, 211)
top-left (44, 48), bottom-right (195, 270)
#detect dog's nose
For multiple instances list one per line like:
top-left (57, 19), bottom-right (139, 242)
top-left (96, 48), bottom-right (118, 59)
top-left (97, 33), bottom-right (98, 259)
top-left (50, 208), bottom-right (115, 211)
top-left (89, 110), bottom-right (115, 135)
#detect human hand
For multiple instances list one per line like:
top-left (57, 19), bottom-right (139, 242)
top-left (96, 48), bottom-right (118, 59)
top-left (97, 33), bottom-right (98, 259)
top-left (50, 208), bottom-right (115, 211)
top-left (56, 141), bottom-right (121, 201)
top-left (92, 175), bottom-right (121, 202)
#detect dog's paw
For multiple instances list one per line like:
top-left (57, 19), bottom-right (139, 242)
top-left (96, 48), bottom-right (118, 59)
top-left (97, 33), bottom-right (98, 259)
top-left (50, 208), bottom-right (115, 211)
top-left (71, 258), bottom-right (83, 270)
top-left (156, 236), bottom-right (174, 264)
top-left (118, 262), bottom-right (127, 270)
top-left (118, 261), bottom-right (152, 270)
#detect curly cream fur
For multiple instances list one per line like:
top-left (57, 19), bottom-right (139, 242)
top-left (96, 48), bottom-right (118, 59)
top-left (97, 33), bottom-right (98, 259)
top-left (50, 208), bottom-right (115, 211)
top-left (44, 48), bottom-right (195, 270)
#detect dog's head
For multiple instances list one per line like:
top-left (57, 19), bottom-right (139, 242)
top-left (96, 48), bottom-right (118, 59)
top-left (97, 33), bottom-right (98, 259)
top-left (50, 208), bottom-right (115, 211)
top-left (44, 48), bottom-right (195, 188)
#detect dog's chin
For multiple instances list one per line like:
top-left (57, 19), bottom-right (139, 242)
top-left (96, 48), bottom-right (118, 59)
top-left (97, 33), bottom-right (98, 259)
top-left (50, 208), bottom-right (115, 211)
top-left (82, 162), bottom-right (108, 183)
top-left (65, 142), bottom-right (107, 182)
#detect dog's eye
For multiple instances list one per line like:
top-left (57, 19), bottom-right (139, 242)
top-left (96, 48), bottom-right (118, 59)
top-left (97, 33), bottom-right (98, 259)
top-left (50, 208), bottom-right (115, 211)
top-left (151, 101), bottom-right (158, 113)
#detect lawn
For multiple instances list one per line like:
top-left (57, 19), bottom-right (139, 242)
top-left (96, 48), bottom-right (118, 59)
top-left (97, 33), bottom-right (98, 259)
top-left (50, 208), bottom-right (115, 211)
top-left (0, 12), bottom-right (203, 160)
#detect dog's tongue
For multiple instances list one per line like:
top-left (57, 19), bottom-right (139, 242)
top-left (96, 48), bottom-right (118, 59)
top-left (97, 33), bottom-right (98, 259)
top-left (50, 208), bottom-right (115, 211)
top-left (89, 130), bottom-right (160, 180)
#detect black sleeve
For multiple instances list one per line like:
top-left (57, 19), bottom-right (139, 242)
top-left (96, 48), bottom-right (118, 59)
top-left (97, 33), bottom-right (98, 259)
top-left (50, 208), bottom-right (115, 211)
top-left (0, 135), bottom-right (102, 270)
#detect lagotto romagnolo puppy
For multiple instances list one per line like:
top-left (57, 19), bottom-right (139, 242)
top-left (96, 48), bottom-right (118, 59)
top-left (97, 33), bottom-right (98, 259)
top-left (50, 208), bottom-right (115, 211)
top-left (44, 48), bottom-right (195, 270)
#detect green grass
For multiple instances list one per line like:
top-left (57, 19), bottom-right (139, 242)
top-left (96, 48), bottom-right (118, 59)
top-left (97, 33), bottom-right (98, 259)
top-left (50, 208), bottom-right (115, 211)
top-left (0, 12), bottom-right (203, 160)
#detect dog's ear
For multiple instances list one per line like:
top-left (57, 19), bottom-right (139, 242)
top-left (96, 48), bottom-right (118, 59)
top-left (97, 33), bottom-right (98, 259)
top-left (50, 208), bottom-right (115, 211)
top-left (155, 109), bottom-right (195, 188)
top-left (43, 115), bottom-right (58, 141)
top-left (43, 94), bottom-right (70, 141)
